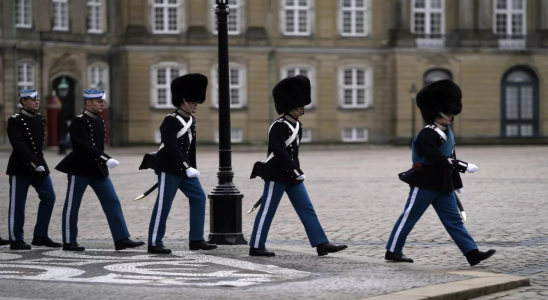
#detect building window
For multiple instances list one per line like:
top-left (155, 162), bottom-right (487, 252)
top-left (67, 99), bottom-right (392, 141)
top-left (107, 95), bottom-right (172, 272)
top-left (18, 63), bottom-right (35, 91)
top-left (339, 66), bottom-right (372, 109)
top-left (87, 0), bottom-right (103, 33)
top-left (88, 64), bottom-right (109, 105)
top-left (342, 128), bottom-right (368, 142)
top-left (52, 0), bottom-right (69, 31)
top-left (501, 68), bottom-right (538, 137)
top-left (152, 0), bottom-right (181, 34)
top-left (411, 0), bottom-right (444, 48)
top-left (423, 69), bottom-right (452, 86)
top-left (339, 0), bottom-right (369, 36)
top-left (212, 0), bottom-right (242, 35)
top-left (494, 0), bottom-right (526, 50)
top-left (151, 63), bottom-right (185, 109)
top-left (301, 128), bottom-right (312, 143)
top-left (281, 65), bottom-right (316, 108)
top-left (282, 0), bottom-right (313, 36)
top-left (215, 128), bottom-right (243, 143)
top-left (15, 0), bottom-right (32, 28)
top-left (211, 64), bottom-right (246, 109)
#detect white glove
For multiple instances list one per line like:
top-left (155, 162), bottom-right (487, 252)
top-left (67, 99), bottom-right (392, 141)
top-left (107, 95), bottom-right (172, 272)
top-left (455, 188), bottom-right (463, 194)
top-left (186, 167), bottom-right (200, 178)
top-left (296, 174), bottom-right (306, 181)
top-left (466, 163), bottom-right (478, 173)
top-left (35, 166), bottom-right (45, 172)
top-left (106, 159), bottom-right (119, 169)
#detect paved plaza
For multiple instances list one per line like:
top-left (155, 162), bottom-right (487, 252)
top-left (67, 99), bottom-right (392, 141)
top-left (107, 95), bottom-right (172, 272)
top-left (0, 145), bottom-right (547, 299)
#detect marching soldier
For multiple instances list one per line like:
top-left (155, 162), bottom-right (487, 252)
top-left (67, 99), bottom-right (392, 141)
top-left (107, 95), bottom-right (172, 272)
top-left (55, 90), bottom-right (145, 251)
top-left (142, 74), bottom-right (217, 254)
top-left (248, 75), bottom-right (347, 257)
top-left (6, 89), bottom-right (61, 250)
top-left (385, 80), bottom-right (496, 266)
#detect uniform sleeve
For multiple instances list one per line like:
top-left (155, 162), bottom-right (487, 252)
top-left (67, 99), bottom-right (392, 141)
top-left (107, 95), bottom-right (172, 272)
top-left (160, 116), bottom-right (192, 169)
top-left (452, 148), bottom-right (464, 189)
top-left (7, 117), bottom-right (42, 168)
top-left (69, 118), bottom-right (111, 163)
top-left (189, 120), bottom-right (197, 169)
top-left (415, 129), bottom-right (468, 173)
top-left (269, 122), bottom-right (303, 178)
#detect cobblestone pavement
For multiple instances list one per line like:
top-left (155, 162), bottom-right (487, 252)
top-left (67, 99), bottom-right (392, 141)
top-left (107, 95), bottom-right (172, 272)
top-left (0, 145), bottom-right (547, 299)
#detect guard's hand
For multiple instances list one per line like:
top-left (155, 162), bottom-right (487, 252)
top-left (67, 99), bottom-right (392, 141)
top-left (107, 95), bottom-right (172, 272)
top-left (35, 166), bottom-right (45, 172)
top-left (186, 167), bottom-right (199, 178)
top-left (466, 163), bottom-right (478, 173)
top-left (106, 159), bottom-right (119, 169)
top-left (296, 174), bottom-right (306, 181)
top-left (455, 188), bottom-right (463, 194)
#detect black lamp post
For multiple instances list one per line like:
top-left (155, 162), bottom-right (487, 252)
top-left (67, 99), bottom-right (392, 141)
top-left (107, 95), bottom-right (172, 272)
top-left (409, 83), bottom-right (418, 147)
top-left (207, 0), bottom-right (247, 245)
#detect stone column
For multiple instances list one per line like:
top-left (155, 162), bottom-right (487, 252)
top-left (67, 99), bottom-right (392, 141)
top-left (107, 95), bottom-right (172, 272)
top-left (542, 0), bottom-right (548, 29)
top-left (478, 0), bottom-right (492, 30)
top-left (396, 0), bottom-right (409, 29)
top-left (459, 0), bottom-right (474, 29)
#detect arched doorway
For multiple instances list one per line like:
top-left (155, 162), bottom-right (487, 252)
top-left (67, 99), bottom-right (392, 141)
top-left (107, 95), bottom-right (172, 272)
top-left (501, 67), bottom-right (539, 137)
top-left (51, 76), bottom-right (78, 146)
top-left (423, 69), bottom-right (452, 86)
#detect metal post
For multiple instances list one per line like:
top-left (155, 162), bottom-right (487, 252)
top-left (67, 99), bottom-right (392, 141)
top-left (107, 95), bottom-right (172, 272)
top-left (207, 0), bottom-right (247, 245)
top-left (409, 84), bottom-right (418, 147)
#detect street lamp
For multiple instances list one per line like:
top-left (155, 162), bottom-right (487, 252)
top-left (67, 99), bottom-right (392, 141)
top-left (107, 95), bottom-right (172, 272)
top-left (207, 0), bottom-right (247, 245)
top-left (57, 77), bottom-right (70, 98)
top-left (409, 83), bottom-right (418, 147)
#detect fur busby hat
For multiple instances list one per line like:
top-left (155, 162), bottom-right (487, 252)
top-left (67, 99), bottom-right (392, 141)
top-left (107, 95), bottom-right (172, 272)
top-left (170, 73), bottom-right (208, 107)
top-left (416, 79), bottom-right (462, 124)
top-left (272, 75), bottom-right (312, 115)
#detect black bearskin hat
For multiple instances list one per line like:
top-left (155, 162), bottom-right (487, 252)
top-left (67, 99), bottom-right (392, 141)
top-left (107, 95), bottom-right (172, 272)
top-left (170, 73), bottom-right (208, 107)
top-left (272, 75), bottom-right (312, 115)
top-left (416, 79), bottom-right (462, 124)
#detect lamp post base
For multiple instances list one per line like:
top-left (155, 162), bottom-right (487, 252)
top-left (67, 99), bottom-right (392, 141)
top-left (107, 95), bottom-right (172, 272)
top-left (207, 193), bottom-right (247, 245)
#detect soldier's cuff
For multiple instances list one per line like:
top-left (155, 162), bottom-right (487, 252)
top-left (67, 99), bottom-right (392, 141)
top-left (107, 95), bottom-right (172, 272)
top-left (455, 160), bottom-right (468, 173)
top-left (290, 168), bottom-right (304, 179)
top-left (182, 161), bottom-right (191, 169)
top-left (97, 154), bottom-right (111, 165)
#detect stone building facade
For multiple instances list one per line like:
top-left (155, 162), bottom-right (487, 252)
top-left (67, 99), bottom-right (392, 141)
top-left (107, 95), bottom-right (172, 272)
top-left (1, 0), bottom-right (548, 145)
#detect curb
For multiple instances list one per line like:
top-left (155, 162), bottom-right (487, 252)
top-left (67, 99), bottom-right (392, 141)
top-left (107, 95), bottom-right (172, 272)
top-left (362, 271), bottom-right (529, 300)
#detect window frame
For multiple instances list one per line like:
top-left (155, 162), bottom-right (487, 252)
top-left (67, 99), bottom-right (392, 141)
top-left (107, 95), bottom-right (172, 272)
top-left (493, 0), bottom-right (527, 38)
top-left (210, 63), bottom-right (247, 109)
top-left (301, 128), bottom-right (312, 143)
top-left (281, 0), bottom-right (314, 36)
top-left (280, 64), bottom-right (316, 108)
top-left (341, 127), bottom-right (368, 142)
top-left (338, 0), bottom-right (370, 37)
top-left (88, 63), bottom-right (110, 107)
top-left (87, 0), bottom-right (104, 34)
top-left (150, 62), bottom-right (186, 109)
top-left (211, 0), bottom-right (243, 35)
top-left (52, 0), bottom-right (70, 31)
top-left (410, 0), bottom-right (445, 37)
top-left (338, 65), bottom-right (373, 109)
top-left (151, 0), bottom-right (183, 34)
top-left (215, 128), bottom-right (244, 143)
top-left (15, 0), bottom-right (32, 29)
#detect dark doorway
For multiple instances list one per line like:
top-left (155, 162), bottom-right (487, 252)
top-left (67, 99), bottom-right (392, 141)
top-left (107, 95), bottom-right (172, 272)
top-left (52, 76), bottom-right (77, 144)
top-left (501, 67), bottom-right (539, 137)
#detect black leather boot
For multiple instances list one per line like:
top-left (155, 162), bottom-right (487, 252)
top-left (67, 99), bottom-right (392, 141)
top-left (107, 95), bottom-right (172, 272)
top-left (385, 250), bottom-right (414, 263)
top-left (63, 243), bottom-right (85, 251)
top-left (316, 242), bottom-right (348, 256)
top-left (10, 240), bottom-right (31, 250)
top-left (114, 238), bottom-right (145, 251)
top-left (466, 249), bottom-right (496, 266)
top-left (249, 247), bottom-right (275, 257)
top-left (148, 245), bottom-right (172, 254)
top-left (0, 236), bottom-right (10, 246)
top-left (189, 240), bottom-right (218, 250)
top-left (32, 236), bottom-right (62, 248)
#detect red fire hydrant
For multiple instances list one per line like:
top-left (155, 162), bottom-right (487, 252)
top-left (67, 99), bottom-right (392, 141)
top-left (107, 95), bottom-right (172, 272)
top-left (46, 92), bottom-right (62, 147)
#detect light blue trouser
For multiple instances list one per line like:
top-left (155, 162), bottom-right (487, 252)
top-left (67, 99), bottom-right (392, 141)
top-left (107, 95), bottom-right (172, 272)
top-left (386, 186), bottom-right (478, 255)
top-left (62, 175), bottom-right (130, 243)
top-left (8, 175), bottom-right (56, 241)
top-left (249, 180), bottom-right (329, 249)
top-left (148, 172), bottom-right (206, 246)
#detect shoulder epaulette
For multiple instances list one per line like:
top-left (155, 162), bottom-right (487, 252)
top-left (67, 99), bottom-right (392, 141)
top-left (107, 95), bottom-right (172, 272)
top-left (77, 114), bottom-right (83, 118)
top-left (11, 114), bottom-right (19, 118)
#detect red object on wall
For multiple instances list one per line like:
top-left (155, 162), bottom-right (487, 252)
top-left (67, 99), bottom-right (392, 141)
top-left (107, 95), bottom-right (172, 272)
top-left (46, 94), bottom-right (62, 146)
top-left (98, 109), bottom-right (109, 145)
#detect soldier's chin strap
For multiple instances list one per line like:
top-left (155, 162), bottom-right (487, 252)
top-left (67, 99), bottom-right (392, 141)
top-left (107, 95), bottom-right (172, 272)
top-left (292, 108), bottom-right (304, 117)
top-left (183, 100), bottom-right (196, 114)
top-left (439, 112), bottom-right (452, 122)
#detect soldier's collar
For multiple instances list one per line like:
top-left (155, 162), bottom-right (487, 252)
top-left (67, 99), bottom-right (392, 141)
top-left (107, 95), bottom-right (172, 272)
top-left (21, 109), bottom-right (36, 118)
top-left (283, 114), bottom-right (298, 125)
top-left (433, 122), bottom-right (447, 131)
top-left (83, 110), bottom-right (99, 119)
top-left (176, 108), bottom-right (191, 119)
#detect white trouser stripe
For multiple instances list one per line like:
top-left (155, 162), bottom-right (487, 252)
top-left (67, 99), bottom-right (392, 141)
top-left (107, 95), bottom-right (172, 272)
top-left (9, 176), bottom-right (17, 241)
top-left (151, 172), bottom-right (166, 246)
top-left (65, 175), bottom-right (76, 242)
top-left (390, 187), bottom-right (420, 253)
top-left (254, 181), bottom-right (275, 248)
